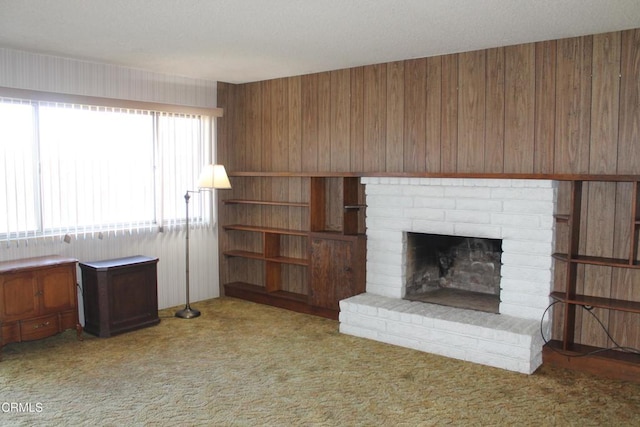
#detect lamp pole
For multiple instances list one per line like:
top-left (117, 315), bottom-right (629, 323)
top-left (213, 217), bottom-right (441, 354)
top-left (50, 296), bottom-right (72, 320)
top-left (175, 190), bottom-right (201, 319)
top-left (174, 164), bottom-right (231, 319)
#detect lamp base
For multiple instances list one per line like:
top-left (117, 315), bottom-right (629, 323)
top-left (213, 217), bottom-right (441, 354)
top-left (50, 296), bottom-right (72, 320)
top-left (175, 306), bottom-right (201, 319)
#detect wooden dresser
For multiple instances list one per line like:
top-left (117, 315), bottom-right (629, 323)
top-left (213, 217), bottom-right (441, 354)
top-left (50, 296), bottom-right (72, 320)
top-left (0, 255), bottom-right (82, 357)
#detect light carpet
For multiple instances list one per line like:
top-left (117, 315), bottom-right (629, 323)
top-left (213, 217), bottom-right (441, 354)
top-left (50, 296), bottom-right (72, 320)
top-left (0, 297), bottom-right (639, 426)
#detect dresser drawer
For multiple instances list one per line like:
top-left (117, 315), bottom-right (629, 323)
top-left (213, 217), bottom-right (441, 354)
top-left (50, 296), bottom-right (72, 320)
top-left (20, 315), bottom-right (59, 341)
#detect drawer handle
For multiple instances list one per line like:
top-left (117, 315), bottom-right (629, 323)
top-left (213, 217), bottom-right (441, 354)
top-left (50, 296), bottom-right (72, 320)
top-left (34, 290), bottom-right (44, 297)
top-left (33, 321), bottom-right (50, 329)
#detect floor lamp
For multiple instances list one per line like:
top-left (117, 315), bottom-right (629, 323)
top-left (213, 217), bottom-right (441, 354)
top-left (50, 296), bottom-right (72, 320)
top-left (175, 164), bottom-right (232, 319)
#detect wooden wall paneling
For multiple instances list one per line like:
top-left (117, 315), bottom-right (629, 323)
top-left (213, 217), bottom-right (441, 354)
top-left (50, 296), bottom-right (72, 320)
top-left (273, 78), bottom-right (290, 172)
top-left (425, 56), bottom-right (442, 173)
top-left (363, 63), bottom-right (387, 171)
top-left (457, 50), bottom-right (486, 172)
top-left (580, 181), bottom-right (616, 348)
top-left (610, 182), bottom-right (640, 350)
top-left (270, 78), bottom-right (290, 225)
top-left (350, 67), bottom-right (365, 171)
top-left (317, 72), bottom-right (332, 171)
top-left (386, 61), bottom-right (405, 172)
top-left (579, 33), bottom-right (621, 348)
top-left (301, 74), bottom-right (319, 172)
top-left (330, 69), bottom-right (351, 172)
top-left (248, 177), bottom-right (265, 287)
top-left (288, 76), bottom-right (303, 174)
top-left (484, 47), bottom-right (505, 173)
top-left (260, 81), bottom-right (276, 237)
top-left (617, 29), bottom-right (640, 175)
top-left (504, 43), bottom-right (535, 173)
top-left (244, 83), bottom-right (266, 285)
top-left (552, 181), bottom-right (569, 341)
top-left (534, 40), bottom-right (557, 173)
top-left (232, 84), bottom-right (248, 171)
top-left (287, 76), bottom-right (307, 294)
top-left (440, 54), bottom-right (458, 172)
top-left (554, 36), bottom-right (593, 174)
top-left (589, 32), bottom-right (621, 175)
top-left (403, 58), bottom-right (426, 172)
top-left (245, 82), bottom-right (263, 171)
top-left (260, 80), bottom-right (275, 172)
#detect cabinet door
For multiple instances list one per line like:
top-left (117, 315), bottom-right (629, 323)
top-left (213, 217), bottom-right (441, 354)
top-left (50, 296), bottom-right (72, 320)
top-left (310, 237), bottom-right (359, 310)
top-left (107, 264), bottom-right (158, 329)
top-left (0, 272), bottom-right (39, 321)
top-left (39, 265), bottom-right (76, 314)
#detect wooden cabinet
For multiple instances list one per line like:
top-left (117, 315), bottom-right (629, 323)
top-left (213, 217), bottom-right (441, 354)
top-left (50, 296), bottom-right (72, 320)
top-left (310, 234), bottom-right (366, 311)
top-left (79, 256), bottom-right (159, 338)
top-left (544, 178), bottom-right (640, 382)
top-left (221, 173), bottom-right (366, 319)
top-left (0, 256), bottom-right (82, 356)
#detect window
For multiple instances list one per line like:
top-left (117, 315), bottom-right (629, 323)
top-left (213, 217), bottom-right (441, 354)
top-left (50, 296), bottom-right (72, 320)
top-left (0, 96), bottom-right (214, 243)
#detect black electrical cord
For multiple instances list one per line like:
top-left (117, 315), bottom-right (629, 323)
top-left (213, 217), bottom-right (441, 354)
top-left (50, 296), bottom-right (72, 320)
top-left (540, 299), bottom-right (640, 358)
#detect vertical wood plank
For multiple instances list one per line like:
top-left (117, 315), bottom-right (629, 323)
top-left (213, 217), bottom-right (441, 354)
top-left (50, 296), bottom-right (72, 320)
top-left (580, 182), bottom-right (616, 348)
top-left (617, 29), bottom-right (640, 174)
top-left (350, 67), bottom-right (365, 172)
top-left (245, 82), bottom-right (262, 171)
top-left (287, 76), bottom-right (305, 293)
top-left (363, 63), bottom-right (387, 171)
top-left (484, 47), bottom-right (505, 173)
top-left (441, 54), bottom-right (458, 173)
top-left (288, 77), bottom-right (302, 173)
top-left (386, 61), bottom-right (404, 172)
top-left (534, 40), bottom-right (557, 174)
top-left (457, 50), bottom-right (486, 172)
top-left (317, 72), bottom-right (332, 171)
top-left (554, 36), bottom-right (593, 174)
top-left (425, 56), bottom-right (442, 173)
top-left (301, 74), bottom-right (318, 172)
top-left (589, 32), bottom-right (621, 174)
top-left (271, 78), bottom-right (289, 172)
top-left (504, 43), bottom-right (535, 173)
top-left (260, 80), bottom-right (274, 172)
top-left (403, 58), bottom-right (426, 173)
top-left (330, 69), bottom-right (351, 172)
top-left (230, 84), bottom-right (247, 171)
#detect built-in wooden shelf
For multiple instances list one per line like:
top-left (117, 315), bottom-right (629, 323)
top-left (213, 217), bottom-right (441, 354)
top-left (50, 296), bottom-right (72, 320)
top-left (228, 171), bottom-right (640, 182)
top-left (223, 224), bottom-right (308, 236)
top-left (221, 174), bottom-right (366, 320)
top-left (223, 199), bottom-right (308, 207)
top-left (552, 253), bottom-right (640, 269)
top-left (223, 281), bottom-right (339, 320)
top-left (223, 250), bottom-right (308, 266)
top-left (550, 292), bottom-right (640, 314)
top-left (543, 340), bottom-right (640, 383)
top-left (545, 178), bottom-right (640, 383)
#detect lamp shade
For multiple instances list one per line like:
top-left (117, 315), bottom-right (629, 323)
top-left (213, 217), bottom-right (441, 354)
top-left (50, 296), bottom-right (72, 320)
top-left (197, 164), bottom-right (232, 189)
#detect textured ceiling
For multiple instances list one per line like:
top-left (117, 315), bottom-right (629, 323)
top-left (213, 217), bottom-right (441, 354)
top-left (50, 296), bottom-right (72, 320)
top-left (1, 0), bottom-right (639, 84)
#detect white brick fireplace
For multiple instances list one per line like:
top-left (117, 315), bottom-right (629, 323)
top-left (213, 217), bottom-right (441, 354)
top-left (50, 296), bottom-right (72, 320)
top-left (339, 177), bottom-right (557, 374)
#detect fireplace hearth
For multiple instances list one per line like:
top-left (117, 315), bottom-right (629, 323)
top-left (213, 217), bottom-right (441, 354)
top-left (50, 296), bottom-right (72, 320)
top-left (339, 177), bottom-right (557, 374)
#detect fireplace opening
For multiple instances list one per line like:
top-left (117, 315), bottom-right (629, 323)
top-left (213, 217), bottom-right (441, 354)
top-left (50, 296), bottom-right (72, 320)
top-left (404, 232), bottom-right (502, 313)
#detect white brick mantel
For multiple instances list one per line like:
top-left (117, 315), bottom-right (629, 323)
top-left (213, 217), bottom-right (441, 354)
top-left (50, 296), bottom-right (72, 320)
top-left (339, 177), bottom-right (558, 374)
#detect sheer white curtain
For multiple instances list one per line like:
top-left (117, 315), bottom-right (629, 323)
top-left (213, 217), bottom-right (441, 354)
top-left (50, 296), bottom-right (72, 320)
top-left (0, 97), bottom-right (211, 246)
